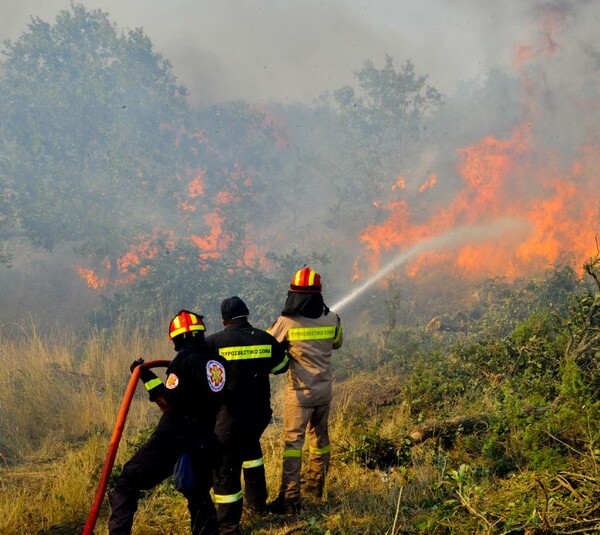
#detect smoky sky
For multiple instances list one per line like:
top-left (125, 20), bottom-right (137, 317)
top-left (1, 0), bottom-right (599, 330)
top-left (1, 0), bottom-right (583, 106)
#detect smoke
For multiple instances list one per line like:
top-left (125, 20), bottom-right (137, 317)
top-left (0, 0), bottom-right (572, 105)
top-left (1, 0), bottom-right (599, 331)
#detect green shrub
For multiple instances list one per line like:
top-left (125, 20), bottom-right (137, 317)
top-left (338, 417), bottom-right (411, 469)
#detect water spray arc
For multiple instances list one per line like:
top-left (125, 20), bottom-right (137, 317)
top-left (330, 218), bottom-right (526, 313)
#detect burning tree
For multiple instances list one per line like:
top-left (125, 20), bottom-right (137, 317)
top-left (346, 3), bottom-right (600, 303)
top-left (332, 56), bottom-right (442, 225)
top-left (0, 4), bottom-right (291, 328)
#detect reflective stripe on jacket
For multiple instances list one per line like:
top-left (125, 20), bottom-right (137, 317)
top-left (268, 312), bottom-right (342, 406)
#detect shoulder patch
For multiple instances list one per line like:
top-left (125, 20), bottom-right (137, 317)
top-left (206, 360), bottom-right (226, 392)
top-left (165, 373), bottom-right (179, 389)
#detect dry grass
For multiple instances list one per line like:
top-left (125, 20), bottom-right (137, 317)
top-left (0, 321), bottom-right (173, 532)
top-left (0, 321), bottom-right (171, 461)
top-left (1, 323), bottom-right (598, 534)
top-left (0, 320), bottom-right (415, 534)
top-left (0, 436), bottom-right (107, 534)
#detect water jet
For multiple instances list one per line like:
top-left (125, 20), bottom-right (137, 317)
top-left (330, 218), bottom-right (527, 313)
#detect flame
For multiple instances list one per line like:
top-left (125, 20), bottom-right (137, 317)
top-left (76, 118), bottom-right (265, 292)
top-left (255, 104), bottom-right (289, 147)
top-left (180, 200), bottom-right (197, 212)
top-left (391, 176), bottom-right (406, 190)
top-left (188, 170), bottom-right (206, 198)
top-left (418, 174), bottom-right (437, 193)
top-left (356, 121), bottom-right (599, 281)
top-left (354, 7), bottom-right (599, 284)
top-left (76, 140), bottom-right (266, 290)
top-left (179, 170), bottom-right (207, 212)
top-left (215, 190), bottom-right (235, 205)
top-left (117, 240), bottom-right (159, 272)
top-left (76, 232), bottom-right (174, 288)
top-left (189, 212), bottom-right (233, 260)
top-left (76, 268), bottom-right (108, 290)
top-left (512, 4), bottom-right (562, 67)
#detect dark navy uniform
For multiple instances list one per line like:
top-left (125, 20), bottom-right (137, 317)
top-left (205, 302), bottom-right (288, 535)
top-left (108, 339), bottom-right (227, 535)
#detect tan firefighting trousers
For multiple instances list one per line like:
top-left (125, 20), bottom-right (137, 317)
top-left (279, 403), bottom-right (331, 501)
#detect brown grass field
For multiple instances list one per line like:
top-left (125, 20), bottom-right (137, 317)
top-left (1, 322), bottom-right (598, 534)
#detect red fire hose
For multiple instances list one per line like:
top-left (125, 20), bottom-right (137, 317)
top-left (82, 359), bottom-right (170, 535)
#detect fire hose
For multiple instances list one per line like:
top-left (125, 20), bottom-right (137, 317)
top-left (82, 359), bottom-right (170, 535)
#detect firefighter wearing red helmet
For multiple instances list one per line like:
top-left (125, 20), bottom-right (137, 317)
top-left (266, 267), bottom-right (343, 514)
top-left (108, 310), bottom-right (228, 535)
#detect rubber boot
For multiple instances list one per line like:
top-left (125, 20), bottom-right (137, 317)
top-left (243, 464), bottom-right (267, 513)
top-left (265, 493), bottom-right (302, 515)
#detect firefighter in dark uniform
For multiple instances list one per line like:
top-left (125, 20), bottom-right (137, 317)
top-left (204, 296), bottom-right (289, 535)
top-left (108, 310), bottom-right (227, 535)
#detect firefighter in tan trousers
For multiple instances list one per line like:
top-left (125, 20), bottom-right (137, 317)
top-left (266, 266), bottom-right (343, 514)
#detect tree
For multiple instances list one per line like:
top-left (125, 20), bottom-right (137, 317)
top-left (0, 4), bottom-right (289, 328)
top-left (0, 4), bottom-right (188, 253)
top-left (333, 55), bottom-right (441, 208)
top-left (188, 102), bottom-right (285, 251)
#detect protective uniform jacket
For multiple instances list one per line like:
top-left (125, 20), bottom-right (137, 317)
top-left (268, 312), bottom-right (342, 406)
top-left (205, 320), bottom-right (288, 437)
top-left (142, 345), bottom-right (228, 433)
top-left (203, 320), bottom-right (288, 534)
top-left (109, 343), bottom-right (228, 535)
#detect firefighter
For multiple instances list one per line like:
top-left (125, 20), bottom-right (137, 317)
top-left (265, 267), bottom-right (343, 515)
top-left (108, 310), bottom-right (227, 535)
top-left (204, 296), bottom-right (289, 534)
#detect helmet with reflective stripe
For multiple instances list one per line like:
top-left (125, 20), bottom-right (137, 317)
top-left (169, 310), bottom-right (206, 339)
top-left (290, 267), bottom-right (322, 293)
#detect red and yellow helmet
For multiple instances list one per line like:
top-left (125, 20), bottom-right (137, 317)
top-left (290, 267), bottom-right (322, 293)
top-left (169, 310), bottom-right (206, 339)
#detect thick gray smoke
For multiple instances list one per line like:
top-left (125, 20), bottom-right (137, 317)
top-left (0, 0), bottom-right (560, 106)
top-left (0, 0), bottom-right (598, 330)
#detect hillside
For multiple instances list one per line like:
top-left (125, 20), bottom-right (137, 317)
top-left (0, 259), bottom-right (599, 534)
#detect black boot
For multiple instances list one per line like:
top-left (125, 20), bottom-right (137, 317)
top-left (265, 494), bottom-right (301, 515)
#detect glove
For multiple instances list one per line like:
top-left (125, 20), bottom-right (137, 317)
top-left (130, 358), bottom-right (145, 373)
